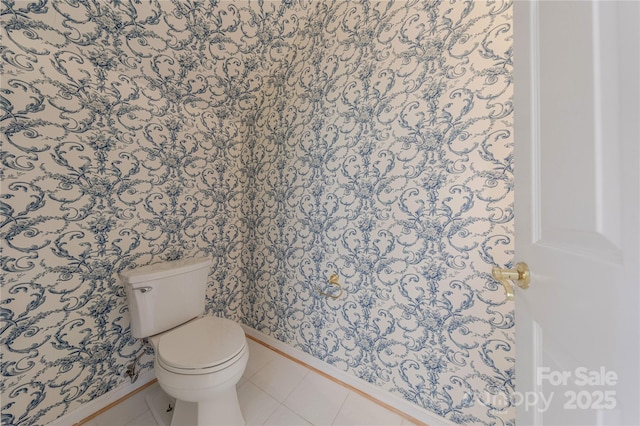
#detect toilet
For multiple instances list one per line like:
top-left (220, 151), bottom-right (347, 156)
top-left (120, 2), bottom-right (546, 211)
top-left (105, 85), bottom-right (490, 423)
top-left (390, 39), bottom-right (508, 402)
top-left (121, 257), bottom-right (248, 426)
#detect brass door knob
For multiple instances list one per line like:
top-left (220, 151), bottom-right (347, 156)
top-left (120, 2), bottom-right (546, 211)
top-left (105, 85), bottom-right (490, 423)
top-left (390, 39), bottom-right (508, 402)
top-left (492, 262), bottom-right (530, 301)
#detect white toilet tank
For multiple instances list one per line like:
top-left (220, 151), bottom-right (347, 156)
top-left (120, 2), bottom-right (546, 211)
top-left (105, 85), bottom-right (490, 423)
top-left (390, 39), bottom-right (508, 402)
top-left (121, 257), bottom-right (212, 338)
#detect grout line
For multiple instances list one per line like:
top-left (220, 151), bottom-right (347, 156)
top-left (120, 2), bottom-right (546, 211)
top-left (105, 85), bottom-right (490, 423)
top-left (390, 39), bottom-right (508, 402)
top-left (74, 379), bottom-right (158, 426)
top-left (247, 355), bottom-right (310, 404)
top-left (281, 367), bottom-right (309, 403)
top-left (245, 335), bottom-right (428, 426)
top-left (330, 389), bottom-right (352, 426)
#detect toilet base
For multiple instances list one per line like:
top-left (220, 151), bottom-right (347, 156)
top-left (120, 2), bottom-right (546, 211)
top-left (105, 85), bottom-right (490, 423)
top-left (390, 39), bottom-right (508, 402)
top-left (170, 386), bottom-right (245, 426)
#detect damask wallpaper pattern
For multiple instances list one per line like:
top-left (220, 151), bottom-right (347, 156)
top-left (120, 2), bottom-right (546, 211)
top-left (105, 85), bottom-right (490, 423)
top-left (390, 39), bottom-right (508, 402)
top-left (1, 1), bottom-right (514, 425)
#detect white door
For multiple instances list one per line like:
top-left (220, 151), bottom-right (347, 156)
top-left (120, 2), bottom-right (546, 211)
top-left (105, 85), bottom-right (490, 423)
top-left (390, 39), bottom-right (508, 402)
top-left (513, 1), bottom-right (639, 425)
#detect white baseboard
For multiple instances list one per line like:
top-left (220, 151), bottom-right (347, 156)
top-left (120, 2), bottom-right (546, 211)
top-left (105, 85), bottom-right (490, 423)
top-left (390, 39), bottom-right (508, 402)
top-left (47, 370), bottom-right (156, 426)
top-left (241, 325), bottom-right (456, 426)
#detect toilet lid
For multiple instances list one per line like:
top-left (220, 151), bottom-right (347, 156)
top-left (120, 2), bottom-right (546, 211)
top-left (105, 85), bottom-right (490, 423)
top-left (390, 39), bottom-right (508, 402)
top-left (156, 317), bottom-right (246, 371)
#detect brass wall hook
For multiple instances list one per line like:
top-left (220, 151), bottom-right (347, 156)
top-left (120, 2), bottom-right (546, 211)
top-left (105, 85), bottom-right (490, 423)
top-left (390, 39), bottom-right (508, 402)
top-left (320, 273), bottom-right (344, 299)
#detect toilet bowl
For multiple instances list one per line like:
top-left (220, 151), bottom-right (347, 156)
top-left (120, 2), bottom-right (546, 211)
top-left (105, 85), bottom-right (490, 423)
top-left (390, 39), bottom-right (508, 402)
top-left (121, 258), bottom-right (248, 426)
top-left (152, 317), bottom-right (248, 425)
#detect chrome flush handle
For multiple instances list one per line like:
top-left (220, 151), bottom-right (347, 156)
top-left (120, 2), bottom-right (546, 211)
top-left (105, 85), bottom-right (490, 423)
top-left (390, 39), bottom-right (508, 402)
top-left (492, 262), bottom-right (530, 301)
top-left (134, 286), bottom-right (153, 293)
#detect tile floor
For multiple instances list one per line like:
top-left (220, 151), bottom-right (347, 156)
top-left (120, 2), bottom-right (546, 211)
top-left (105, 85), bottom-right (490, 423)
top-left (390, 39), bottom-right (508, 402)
top-left (85, 338), bottom-right (418, 426)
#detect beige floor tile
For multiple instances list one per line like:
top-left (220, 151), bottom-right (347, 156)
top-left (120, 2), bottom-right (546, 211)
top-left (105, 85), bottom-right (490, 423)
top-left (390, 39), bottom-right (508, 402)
top-left (263, 404), bottom-right (312, 426)
top-left (283, 371), bottom-right (349, 425)
top-left (249, 353), bottom-right (309, 402)
top-left (332, 391), bottom-right (403, 426)
top-left (237, 380), bottom-right (280, 425)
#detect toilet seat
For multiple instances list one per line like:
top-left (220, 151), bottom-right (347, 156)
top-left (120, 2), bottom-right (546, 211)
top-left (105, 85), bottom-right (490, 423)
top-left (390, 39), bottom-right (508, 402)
top-left (155, 317), bottom-right (247, 375)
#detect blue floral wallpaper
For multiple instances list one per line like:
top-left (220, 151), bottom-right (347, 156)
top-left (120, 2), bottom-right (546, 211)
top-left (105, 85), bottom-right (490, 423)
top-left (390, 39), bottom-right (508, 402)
top-left (1, 1), bottom-right (513, 425)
